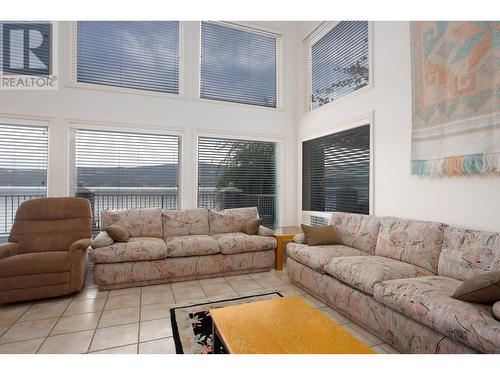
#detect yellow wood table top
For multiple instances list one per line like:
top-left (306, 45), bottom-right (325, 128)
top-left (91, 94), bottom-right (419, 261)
top-left (210, 295), bottom-right (374, 354)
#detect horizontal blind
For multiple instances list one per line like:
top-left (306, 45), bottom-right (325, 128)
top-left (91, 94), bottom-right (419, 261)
top-left (200, 22), bottom-right (278, 108)
top-left (71, 128), bottom-right (180, 231)
top-left (0, 123), bottom-right (48, 238)
top-left (0, 21), bottom-right (51, 76)
top-left (308, 21), bottom-right (369, 110)
top-left (77, 21), bottom-right (180, 94)
top-left (198, 136), bottom-right (278, 227)
top-left (302, 125), bottom-right (370, 215)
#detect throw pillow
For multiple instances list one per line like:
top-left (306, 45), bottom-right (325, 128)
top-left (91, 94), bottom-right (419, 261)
top-left (452, 271), bottom-right (500, 304)
top-left (105, 224), bottom-right (130, 242)
top-left (90, 231), bottom-right (114, 248)
top-left (241, 218), bottom-right (263, 235)
top-left (492, 301), bottom-right (500, 321)
top-left (301, 224), bottom-right (340, 246)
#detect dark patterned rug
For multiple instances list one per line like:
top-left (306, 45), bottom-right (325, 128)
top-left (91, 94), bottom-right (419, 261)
top-left (170, 292), bottom-right (282, 354)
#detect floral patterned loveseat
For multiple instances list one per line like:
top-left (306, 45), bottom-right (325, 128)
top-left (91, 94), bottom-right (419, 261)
top-left (90, 207), bottom-right (276, 290)
top-left (287, 212), bottom-right (500, 354)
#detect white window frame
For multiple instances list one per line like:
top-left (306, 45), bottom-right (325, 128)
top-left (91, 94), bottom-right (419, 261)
top-left (66, 21), bottom-right (186, 99)
top-left (297, 112), bottom-right (374, 225)
top-left (196, 21), bottom-right (284, 111)
top-left (194, 129), bottom-right (286, 227)
top-left (66, 118), bottom-right (184, 208)
top-left (304, 21), bottom-right (373, 113)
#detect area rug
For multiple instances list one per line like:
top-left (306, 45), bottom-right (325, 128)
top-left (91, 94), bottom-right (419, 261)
top-left (410, 21), bottom-right (499, 176)
top-left (170, 292), bottom-right (282, 354)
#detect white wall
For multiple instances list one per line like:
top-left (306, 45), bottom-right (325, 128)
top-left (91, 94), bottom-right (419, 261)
top-left (2, 21), bottom-right (499, 232)
top-left (296, 21), bottom-right (500, 232)
top-left (0, 21), bottom-right (298, 226)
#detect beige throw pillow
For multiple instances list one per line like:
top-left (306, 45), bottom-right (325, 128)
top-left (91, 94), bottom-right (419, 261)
top-left (90, 231), bottom-right (114, 248)
top-left (241, 218), bottom-right (262, 235)
top-left (301, 224), bottom-right (340, 246)
top-left (452, 271), bottom-right (500, 304)
top-left (105, 224), bottom-right (130, 242)
top-left (492, 301), bottom-right (500, 321)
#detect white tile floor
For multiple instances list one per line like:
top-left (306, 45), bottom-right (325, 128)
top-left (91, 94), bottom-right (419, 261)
top-left (0, 266), bottom-right (400, 354)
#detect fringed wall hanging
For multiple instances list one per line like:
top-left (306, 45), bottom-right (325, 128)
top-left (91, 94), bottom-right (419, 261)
top-left (410, 21), bottom-right (499, 176)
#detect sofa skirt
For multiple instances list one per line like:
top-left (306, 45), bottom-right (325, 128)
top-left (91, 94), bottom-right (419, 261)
top-left (286, 258), bottom-right (478, 354)
top-left (93, 250), bottom-right (275, 290)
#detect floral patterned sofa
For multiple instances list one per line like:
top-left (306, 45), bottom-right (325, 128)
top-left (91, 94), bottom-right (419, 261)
top-left (90, 207), bottom-right (276, 290)
top-left (287, 212), bottom-right (500, 354)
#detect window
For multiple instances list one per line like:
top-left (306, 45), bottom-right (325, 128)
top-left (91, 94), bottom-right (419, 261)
top-left (70, 128), bottom-right (180, 231)
top-left (302, 124), bottom-right (370, 216)
top-left (306, 21), bottom-right (369, 110)
top-left (0, 21), bottom-right (52, 76)
top-left (197, 136), bottom-right (278, 227)
top-left (76, 21), bottom-right (180, 94)
top-left (0, 122), bottom-right (48, 240)
top-left (200, 22), bottom-right (279, 108)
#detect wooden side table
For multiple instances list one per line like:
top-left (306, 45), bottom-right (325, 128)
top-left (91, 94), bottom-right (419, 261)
top-left (273, 226), bottom-right (302, 270)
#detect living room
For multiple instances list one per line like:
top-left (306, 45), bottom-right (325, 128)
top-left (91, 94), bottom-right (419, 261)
top-left (0, 0), bottom-right (499, 373)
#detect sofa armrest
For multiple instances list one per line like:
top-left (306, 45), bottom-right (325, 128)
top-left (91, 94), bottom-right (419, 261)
top-left (256, 225), bottom-right (274, 237)
top-left (90, 231), bottom-right (114, 249)
top-left (0, 242), bottom-right (18, 260)
top-left (293, 233), bottom-right (307, 244)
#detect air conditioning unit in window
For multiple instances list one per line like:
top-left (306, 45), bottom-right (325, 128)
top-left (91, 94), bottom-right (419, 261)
top-left (301, 211), bottom-right (331, 226)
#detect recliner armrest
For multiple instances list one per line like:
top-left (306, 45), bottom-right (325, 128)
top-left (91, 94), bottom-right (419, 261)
top-left (0, 242), bottom-right (18, 260)
top-left (69, 238), bottom-right (91, 255)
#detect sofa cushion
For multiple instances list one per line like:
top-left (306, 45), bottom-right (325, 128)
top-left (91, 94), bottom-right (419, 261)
top-left (162, 209), bottom-right (209, 238)
top-left (90, 237), bottom-right (167, 263)
top-left (452, 271), bottom-right (500, 304)
top-left (375, 217), bottom-right (446, 273)
top-left (213, 233), bottom-right (276, 255)
top-left (324, 256), bottom-right (434, 295)
top-left (166, 235), bottom-right (220, 257)
top-left (0, 251), bottom-right (69, 277)
top-left (329, 212), bottom-right (381, 254)
top-left (209, 207), bottom-right (259, 235)
top-left (101, 208), bottom-right (163, 238)
top-left (286, 242), bottom-right (367, 273)
top-left (374, 276), bottom-right (500, 353)
top-left (438, 226), bottom-right (500, 281)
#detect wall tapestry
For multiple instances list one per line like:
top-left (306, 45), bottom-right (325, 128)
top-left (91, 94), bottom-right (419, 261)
top-left (410, 21), bottom-right (499, 176)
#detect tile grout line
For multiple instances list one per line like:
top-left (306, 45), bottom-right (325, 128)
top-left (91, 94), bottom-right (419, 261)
top-left (85, 289), bottom-right (110, 354)
top-left (0, 302), bottom-right (34, 340)
top-left (137, 286), bottom-right (143, 354)
top-left (35, 297), bottom-right (73, 354)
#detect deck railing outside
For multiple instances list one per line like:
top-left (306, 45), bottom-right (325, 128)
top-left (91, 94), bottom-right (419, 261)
top-left (0, 188), bottom-right (277, 239)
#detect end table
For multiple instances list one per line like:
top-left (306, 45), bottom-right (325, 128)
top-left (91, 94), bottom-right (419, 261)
top-left (273, 226), bottom-right (302, 270)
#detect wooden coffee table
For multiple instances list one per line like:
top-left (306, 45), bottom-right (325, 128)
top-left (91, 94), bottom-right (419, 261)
top-left (210, 295), bottom-right (374, 354)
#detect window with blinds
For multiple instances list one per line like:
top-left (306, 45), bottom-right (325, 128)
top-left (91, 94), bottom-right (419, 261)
top-left (302, 124), bottom-right (370, 215)
top-left (0, 123), bottom-right (48, 239)
top-left (0, 21), bottom-right (52, 76)
top-left (200, 22), bottom-right (279, 108)
top-left (306, 21), bottom-right (369, 110)
top-left (197, 136), bottom-right (278, 227)
top-left (76, 21), bottom-right (180, 94)
top-left (70, 128), bottom-right (180, 231)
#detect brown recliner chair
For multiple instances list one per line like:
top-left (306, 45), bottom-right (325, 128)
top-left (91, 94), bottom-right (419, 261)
top-left (0, 197), bottom-right (92, 304)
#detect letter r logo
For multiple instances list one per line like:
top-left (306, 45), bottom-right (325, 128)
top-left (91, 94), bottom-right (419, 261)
top-left (2, 23), bottom-right (51, 76)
